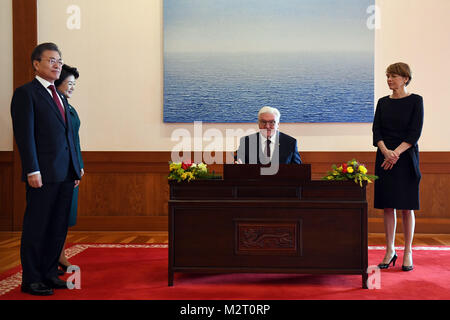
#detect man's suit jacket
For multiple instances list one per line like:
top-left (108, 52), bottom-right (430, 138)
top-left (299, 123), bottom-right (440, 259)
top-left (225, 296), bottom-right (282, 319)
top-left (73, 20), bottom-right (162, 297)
top-left (236, 131), bottom-right (302, 164)
top-left (11, 78), bottom-right (81, 183)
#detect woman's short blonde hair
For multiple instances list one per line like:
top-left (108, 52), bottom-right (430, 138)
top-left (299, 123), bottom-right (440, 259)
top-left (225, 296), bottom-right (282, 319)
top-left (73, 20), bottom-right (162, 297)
top-left (386, 62), bottom-right (412, 86)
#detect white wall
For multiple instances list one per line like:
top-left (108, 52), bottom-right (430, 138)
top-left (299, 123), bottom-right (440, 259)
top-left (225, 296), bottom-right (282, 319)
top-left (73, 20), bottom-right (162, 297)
top-left (1, 0), bottom-right (448, 151)
top-left (37, 0), bottom-right (163, 151)
top-left (0, 0), bottom-right (13, 151)
top-left (375, 0), bottom-right (450, 151)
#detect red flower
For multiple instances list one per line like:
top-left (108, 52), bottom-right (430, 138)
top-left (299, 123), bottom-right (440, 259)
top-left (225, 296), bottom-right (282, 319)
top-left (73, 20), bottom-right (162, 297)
top-left (182, 161), bottom-right (192, 170)
top-left (342, 163), bottom-right (348, 173)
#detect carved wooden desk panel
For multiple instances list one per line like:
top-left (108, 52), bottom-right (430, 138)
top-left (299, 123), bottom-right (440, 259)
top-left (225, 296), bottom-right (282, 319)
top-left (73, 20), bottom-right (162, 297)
top-left (168, 164), bottom-right (368, 288)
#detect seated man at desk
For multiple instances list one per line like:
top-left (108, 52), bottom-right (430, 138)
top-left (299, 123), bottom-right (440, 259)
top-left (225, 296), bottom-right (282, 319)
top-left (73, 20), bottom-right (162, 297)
top-left (236, 106), bottom-right (302, 165)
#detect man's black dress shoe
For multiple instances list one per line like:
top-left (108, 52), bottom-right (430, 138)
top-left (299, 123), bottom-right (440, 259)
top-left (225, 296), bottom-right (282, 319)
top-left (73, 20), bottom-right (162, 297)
top-left (44, 277), bottom-right (68, 289)
top-left (21, 282), bottom-right (54, 296)
top-left (58, 262), bottom-right (70, 272)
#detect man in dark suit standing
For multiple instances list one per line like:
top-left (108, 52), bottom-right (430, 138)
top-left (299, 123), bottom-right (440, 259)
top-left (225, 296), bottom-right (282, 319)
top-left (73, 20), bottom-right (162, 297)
top-left (236, 106), bottom-right (301, 174)
top-left (11, 43), bottom-right (81, 295)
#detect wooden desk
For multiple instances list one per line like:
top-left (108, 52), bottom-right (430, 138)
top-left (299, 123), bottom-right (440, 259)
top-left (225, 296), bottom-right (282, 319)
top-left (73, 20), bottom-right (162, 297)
top-left (168, 164), bottom-right (368, 288)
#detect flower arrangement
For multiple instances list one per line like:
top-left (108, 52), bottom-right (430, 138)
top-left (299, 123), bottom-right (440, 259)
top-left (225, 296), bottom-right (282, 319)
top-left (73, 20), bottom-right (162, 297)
top-left (322, 159), bottom-right (378, 187)
top-left (168, 161), bottom-right (221, 182)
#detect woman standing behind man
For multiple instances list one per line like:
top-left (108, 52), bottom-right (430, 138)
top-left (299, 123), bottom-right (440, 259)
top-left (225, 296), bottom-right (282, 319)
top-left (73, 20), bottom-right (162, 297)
top-left (372, 62), bottom-right (424, 272)
top-left (55, 65), bottom-right (84, 272)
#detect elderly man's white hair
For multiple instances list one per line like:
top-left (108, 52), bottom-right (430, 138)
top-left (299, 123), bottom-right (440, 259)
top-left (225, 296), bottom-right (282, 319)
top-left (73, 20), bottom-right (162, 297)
top-left (258, 106), bottom-right (280, 123)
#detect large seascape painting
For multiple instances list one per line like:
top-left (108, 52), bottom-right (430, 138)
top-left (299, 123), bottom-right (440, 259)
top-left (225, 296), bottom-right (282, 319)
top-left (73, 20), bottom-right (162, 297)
top-left (164, 0), bottom-right (374, 123)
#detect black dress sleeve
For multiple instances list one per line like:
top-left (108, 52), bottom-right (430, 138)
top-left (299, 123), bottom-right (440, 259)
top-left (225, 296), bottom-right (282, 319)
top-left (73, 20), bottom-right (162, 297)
top-left (404, 95), bottom-right (424, 146)
top-left (372, 98), bottom-right (383, 147)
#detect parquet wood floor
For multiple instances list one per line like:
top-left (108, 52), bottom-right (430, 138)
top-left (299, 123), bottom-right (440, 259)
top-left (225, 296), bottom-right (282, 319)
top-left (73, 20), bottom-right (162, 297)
top-left (0, 231), bottom-right (449, 274)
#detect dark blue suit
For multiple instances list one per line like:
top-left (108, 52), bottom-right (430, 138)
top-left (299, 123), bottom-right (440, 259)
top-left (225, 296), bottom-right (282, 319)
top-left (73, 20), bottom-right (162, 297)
top-left (11, 78), bottom-right (81, 285)
top-left (236, 131), bottom-right (302, 164)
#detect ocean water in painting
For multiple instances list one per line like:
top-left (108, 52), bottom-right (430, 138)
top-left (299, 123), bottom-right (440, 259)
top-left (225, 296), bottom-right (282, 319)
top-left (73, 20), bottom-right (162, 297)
top-left (164, 51), bottom-right (374, 123)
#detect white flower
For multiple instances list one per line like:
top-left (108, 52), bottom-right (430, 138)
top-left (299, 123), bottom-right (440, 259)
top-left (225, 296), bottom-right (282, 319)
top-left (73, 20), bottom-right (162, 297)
top-left (197, 163), bottom-right (207, 172)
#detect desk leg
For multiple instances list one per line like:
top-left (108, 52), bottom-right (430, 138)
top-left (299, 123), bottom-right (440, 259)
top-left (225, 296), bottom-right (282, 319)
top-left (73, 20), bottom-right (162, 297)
top-left (362, 272), bottom-right (368, 289)
top-left (168, 269), bottom-right (174, 286)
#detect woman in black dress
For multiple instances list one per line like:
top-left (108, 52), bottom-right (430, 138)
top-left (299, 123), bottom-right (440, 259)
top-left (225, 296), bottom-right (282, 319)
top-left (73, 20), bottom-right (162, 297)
top-left (372, 62), bottom-right (424, 271)
top-left (55, 65), bottom-right (84, 272)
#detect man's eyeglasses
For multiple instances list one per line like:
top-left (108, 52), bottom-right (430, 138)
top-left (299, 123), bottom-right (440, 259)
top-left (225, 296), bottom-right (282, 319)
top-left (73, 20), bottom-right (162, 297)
top-left (259, 120), bottom-right (277, 127)
top-left (41, 57), bottom-right (64, 66)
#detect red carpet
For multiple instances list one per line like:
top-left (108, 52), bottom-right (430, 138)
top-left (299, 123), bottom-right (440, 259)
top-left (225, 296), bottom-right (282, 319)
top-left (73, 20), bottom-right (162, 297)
top-left (1, 244), bottom-right (449, 300)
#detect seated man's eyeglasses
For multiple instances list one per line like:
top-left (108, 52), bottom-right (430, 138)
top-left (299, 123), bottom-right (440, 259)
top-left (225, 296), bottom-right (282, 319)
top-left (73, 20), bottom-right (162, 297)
top-left (259, 120), bottom-right (277, 127)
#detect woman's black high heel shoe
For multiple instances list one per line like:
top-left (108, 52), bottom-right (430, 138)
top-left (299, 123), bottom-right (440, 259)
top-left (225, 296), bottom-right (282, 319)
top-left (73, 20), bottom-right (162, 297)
top-left (401, 265), bottom-right (414, 271)
top-left (378, 252), bottom-right (397, 269)
top-left (402, 252), bottom-right (414, 271)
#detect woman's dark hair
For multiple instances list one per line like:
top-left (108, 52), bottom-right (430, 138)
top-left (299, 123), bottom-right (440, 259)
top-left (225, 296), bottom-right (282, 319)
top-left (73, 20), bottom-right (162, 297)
top-left (55, 64), bottom-right (80, 88)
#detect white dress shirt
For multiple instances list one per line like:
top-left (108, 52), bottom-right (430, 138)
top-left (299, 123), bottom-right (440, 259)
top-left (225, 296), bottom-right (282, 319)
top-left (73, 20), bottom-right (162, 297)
top-left (35, 75), bottom-right (65, 109)
top-left (259, 131), bottom-right (277, 161)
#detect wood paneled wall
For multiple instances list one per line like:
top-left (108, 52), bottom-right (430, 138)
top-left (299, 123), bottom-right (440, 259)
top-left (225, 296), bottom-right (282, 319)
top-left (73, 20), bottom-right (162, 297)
top-left (4, 1), bottom-right (450, 233)
top-left (10, 0), bottom-right (37, 232)
top-left (0, 152), bottom-right (13, 230)
top-left (1, 151), bottom-right (449, 233)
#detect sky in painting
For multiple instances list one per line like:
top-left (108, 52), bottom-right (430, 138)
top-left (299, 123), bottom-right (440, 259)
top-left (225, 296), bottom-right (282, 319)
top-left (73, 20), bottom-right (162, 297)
top-left (164, 0), bottom-right (374, 53)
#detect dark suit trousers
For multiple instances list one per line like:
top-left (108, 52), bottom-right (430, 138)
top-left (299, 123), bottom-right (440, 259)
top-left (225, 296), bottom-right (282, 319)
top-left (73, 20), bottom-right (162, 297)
top-left (20, 180), bottom-right (74, 285)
